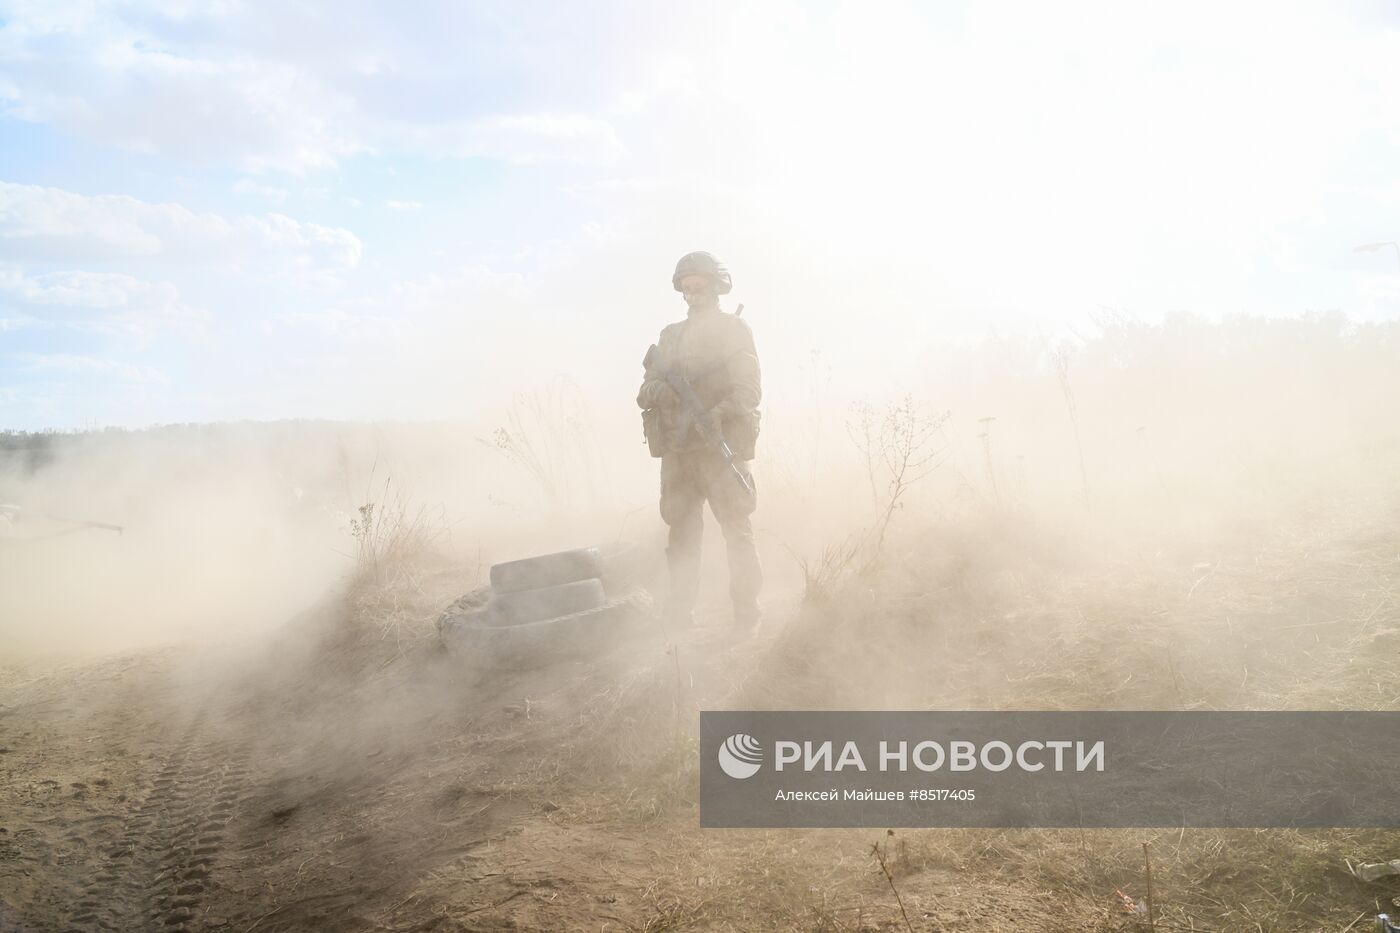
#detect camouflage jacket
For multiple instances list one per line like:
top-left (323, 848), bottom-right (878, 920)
top-left (636, 306), bottom-right (761, 457)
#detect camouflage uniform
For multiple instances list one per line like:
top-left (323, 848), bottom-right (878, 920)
top-left (637, 290), bottom-right (763, 627)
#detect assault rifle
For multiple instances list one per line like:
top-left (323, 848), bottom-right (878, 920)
top-left (642, 345), bottom-right (755, 496)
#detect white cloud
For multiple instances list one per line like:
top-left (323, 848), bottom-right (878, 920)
top-left (232, 178), bottom-right (290, 204)
top-left (0, 313), bottom-right (47, 332)
top-left (0, 11), bottom-right (361, 174)
top-left (395, 113), bottom-right (625, 165)
top-left (385, 199), bottom-right (422, 212)
top-left (0, 264), bottom-right (210, 337)
top-left (24, 353), bottom-right (168, 384)
top-left (277, 264), bottom-right (530, 340)
top-left (0, 181), bottom-right (162, 256)
top-left (277, 307), bottom-right (403, 341)
top-left (561, 177), bottom-right (665, 198)
top-left (0, 5), bottom-right (628, 172)
top-left (0, 181), bottom-right (362, 273)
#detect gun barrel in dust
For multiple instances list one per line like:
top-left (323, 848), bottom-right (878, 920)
top-left (646, 349), bottom-right (755, 497)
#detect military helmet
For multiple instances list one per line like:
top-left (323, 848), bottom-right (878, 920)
top-left (672, 251), bottom-right (732, 295)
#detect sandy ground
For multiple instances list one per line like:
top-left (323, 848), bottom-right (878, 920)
top-left (2, 591), bottom-right (1067, 933)
top-left (5, 493), bottom-right (1400, 932)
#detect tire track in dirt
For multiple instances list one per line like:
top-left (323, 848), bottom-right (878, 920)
top-left (59, 711), bottom-right (253, 933)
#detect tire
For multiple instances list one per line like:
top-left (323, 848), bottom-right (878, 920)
top-left (489, 547), bottom-right (603, 594)
top-left (439, 590), bottom-right (652, 670)
top-left (488, 577), bottom-right (606, 626)
top-left (443, 585), bottom-right (492, 615)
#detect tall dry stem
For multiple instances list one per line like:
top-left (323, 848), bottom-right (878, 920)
top-left (798, 396), bottom-right (948, 601)
top-left (481, 376), bottom-right (605, 515)
top-left (1051, 345), bottom-right (1091, 507)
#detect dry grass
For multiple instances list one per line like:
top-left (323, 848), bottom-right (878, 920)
top-left (342, 471), bottom-right (458, 653)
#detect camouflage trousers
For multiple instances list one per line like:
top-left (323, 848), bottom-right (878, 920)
top-left (659, 452), bottom-right (762, 624)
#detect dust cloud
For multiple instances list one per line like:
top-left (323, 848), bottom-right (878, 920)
top-left (1, 311), bottom-right (1394, 667)
top-left (0, 318), bottom-right (1380, 674)
top-left (4, 310), bottom-right (1400, 930)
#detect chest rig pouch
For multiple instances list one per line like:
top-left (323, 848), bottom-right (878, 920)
top-left (640, 342), bottom-right (760, 460)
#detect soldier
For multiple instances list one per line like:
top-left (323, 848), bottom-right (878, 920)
top-left (637, 251), bottom-right (763, 631)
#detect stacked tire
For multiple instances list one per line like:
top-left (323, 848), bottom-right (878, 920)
top-left (438, 546), bottom-right (649, 669)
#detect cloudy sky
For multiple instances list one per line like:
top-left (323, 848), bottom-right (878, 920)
top-left (2, 1), bottom-right (1398, 430)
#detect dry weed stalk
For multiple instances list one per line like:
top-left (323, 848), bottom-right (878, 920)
top-left (870, 834), bottom-right (915, 933)
top-left (349, 473), bottom-right (447, 586)
top-left (1143, 841), bottom-right (1157, 931)
top-left (481, 376), bottom-right (604, 515)
top-left (800, 396), bottom-right (948, 601)
top-left (346, 471), bottom-right (451, 647)
top-left (1050, 345), bottom-right (1091, 507)
top-left (978, 415), bottom-right (1000, 505)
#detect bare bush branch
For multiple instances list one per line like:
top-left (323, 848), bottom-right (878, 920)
top-left (479, 376), bottom-right (605, 515)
